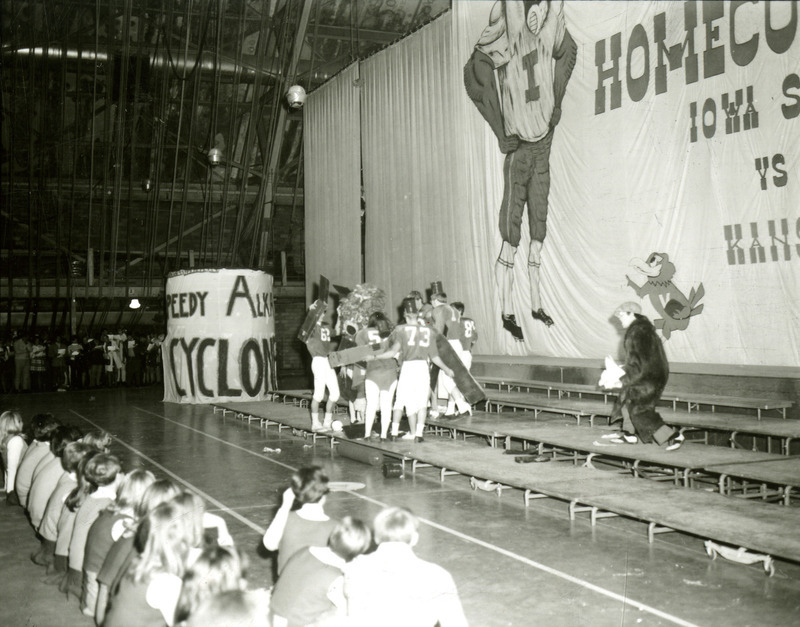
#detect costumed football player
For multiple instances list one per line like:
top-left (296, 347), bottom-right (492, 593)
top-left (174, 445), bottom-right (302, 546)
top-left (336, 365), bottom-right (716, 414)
top-left (335, 284), bottom-right (389, 429)
top-left (464, 0), bottom-right (577, 341)
top-left (368, 298), bottom-right (455, 443)
top-left (354, 311), bottom-right (398, 440)
top-left (305, 303), bottom-right (340, 432)
top-left (599, 302), bottom-right (683, 450)
top-left (430, 286), bottom-right (471, 418)
top-left (446, 301), bottom-right (478, 417)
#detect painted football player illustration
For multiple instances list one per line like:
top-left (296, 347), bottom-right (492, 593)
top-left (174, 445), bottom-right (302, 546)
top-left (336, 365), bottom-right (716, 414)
top-left (464, 1), bottom-right (576, 341)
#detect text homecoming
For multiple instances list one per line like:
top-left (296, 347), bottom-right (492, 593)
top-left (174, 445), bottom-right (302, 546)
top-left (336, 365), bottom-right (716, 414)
top-left (595, 0), bottom-right (798, 114)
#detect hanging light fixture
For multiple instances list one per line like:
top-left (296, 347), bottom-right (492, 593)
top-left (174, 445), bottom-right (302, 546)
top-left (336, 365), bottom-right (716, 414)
top-left (286, 85), bottom-right (306, 109)
top-left (207, 146), bottom-right (223, 166)
top-left (129, 298), bottom-right (141, 309)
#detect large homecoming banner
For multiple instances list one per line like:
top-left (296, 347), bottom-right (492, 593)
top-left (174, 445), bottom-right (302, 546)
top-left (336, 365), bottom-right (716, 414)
top-left (162, 269), bottom-right (276, 404)
top-left (447, 1), bottom-right (799, 365)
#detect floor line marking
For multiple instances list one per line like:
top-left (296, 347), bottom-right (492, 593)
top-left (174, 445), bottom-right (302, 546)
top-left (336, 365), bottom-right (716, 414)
top-left (129, 405), bottom-right (695, 627)
top-left (69, 409), bottom-right (266, 535)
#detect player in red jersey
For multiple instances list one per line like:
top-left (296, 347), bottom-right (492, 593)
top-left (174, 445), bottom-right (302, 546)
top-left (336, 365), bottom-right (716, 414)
top-left (354, 312), bottom-right (398, 440)
top-left (452, 302), bottom-right (478, 370)
top-left (368, 298), bottom-right (454, 443)
top-left (305, 307), bottom-right (340, 432)
top-left (465, 1), bottom-right (577, 340)
top-left (430, 290), bottom-right (471, 418)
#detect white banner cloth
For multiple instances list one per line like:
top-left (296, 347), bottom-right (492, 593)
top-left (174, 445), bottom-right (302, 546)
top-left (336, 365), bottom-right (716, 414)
top-left (162, 269), bottom-right (276, 404)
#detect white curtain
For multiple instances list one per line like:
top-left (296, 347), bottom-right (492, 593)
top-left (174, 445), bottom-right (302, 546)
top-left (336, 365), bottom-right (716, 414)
top-left (361, 15), bottom-right (493, 322)
top-left (308, 2), bottom-right (800, 367)
top-left (304, 63), bottom-right (362, 303)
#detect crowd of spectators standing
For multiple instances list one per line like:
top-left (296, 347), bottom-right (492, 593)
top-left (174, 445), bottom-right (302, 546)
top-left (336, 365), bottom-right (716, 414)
top-left (1, 330), bottom-right (164, 394)
top-left (1, 408), bottom-right (468, 626)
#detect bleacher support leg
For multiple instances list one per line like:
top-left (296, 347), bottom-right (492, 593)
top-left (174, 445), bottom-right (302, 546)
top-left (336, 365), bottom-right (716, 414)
top-left (648, 522), bottom-right (675, 543)
top-left (524, 489), bottom-right (547, 506)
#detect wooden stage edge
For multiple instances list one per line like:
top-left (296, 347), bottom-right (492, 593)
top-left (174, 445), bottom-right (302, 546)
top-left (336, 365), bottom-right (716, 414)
top-left (211, 396), bottom-right (800, 572)
top-left (472, 354), bottom-right (800, 380)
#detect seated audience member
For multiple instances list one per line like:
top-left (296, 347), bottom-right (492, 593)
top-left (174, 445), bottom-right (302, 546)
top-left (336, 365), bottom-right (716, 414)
top-left (95, 479), bottom-right (183, 625)
top-left (104, 494), bottom-right (205, 627)
top-left (50, 450), bottom-right (100, 580)
top-left (1, 410), bottom-right (27, 504)
top-left (65, 453), bottom-right (123, 599)
top-left (174, 545), bottom-right (248, 624)
top-left (344, 507), bottom-right (467, 627)
top-left (81, 429), bottom-right (113, 453)
top-left (37, 442), bottom-right (95, 573)
top-left (16, 413), bottom-right (61, 507)
top-left (82, 469), bottom-right (155, 617)
top-left (270, 516), bottom-right (372, 627)
top-left (185, 589), bottom-right (270, 627)
top-left (28, 425), bottom-right (83, 532)
top-left (262, 466), bottom-right (338, 576)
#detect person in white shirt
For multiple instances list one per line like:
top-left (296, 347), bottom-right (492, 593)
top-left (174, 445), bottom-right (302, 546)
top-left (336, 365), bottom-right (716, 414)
top-left (344, 507), bottom-right (468, 627)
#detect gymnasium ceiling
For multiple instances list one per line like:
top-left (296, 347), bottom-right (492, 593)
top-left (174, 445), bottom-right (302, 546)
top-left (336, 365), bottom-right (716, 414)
top-left (0, 0), bottom-right (450, 330)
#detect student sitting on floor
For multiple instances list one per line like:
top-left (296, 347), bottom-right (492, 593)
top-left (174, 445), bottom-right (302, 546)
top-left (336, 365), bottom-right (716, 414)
top-left (95, 479), bottom-right (183, 625)
top-left (1, 410), bottom-right (27, 505)
top-left (344, 507), bottom-right (467, 627)
top-left (28, 425), bottom-right (83, 538)
top-left (185, 589), bottom-right (270, 627)
top-left (262, 465), bottom-right (338, 576)
top-left (49, 449), bottom-right (100, 581)
top-left (270, 516), bottom-right (372, 627)
top-left (15, 412), bottom-right (61, 507)
top-left (36, 442), bottom-right (95, 573)
top-left (104, 493), bottom-right (205, 627)
top-left (174, 545), bottom-right (248, 625)
top-left (82, 468), bottom-right (156, 617)
top-left (81, 428), bottom-right (113, 453)
top-left (63, 452), bottom-right (123, 600)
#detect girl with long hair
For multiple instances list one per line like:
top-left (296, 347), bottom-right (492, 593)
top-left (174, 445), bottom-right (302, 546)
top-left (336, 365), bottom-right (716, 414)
top-left (104, 493), bottom-right (205, 626)
top-left (82, 468), bottom-right (156, 616)
top-left (95, 478), bottom-right (182, 625)
top-left (0, 410), bottom-right (27, 503)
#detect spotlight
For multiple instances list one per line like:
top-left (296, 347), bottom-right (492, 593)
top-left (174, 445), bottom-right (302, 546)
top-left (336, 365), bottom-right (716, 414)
top-left (129, 298), bottom-right (141, 310)
top-left (286, 85), bottom-right (306, 109)
top-left (207, 147), bottom-right (223, 166)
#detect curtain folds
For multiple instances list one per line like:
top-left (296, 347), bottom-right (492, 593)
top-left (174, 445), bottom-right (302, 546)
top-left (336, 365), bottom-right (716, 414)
top-left (302, 3), bottom-right (800, 367)
top-left (304, 63), bottom-right (362, 303)
top-left (361, 16), bottom-right (490, 322)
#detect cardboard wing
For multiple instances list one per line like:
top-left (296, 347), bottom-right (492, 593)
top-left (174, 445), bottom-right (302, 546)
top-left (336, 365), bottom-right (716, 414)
top-left (297, 301), bottom-right (327, 343)
top-left (328, 339), bottom-right (390, 368)
top-left (435, 334), bottom-right (486, 404)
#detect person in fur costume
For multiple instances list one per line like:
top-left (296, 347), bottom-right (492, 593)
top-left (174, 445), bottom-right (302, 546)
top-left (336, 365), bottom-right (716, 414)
top-left (335, 284), bottom-right (388, 426)
top-left (600, 302), bottom-right (683, 450)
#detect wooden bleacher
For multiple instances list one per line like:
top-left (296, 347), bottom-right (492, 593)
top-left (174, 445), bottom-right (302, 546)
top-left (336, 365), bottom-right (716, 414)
top-left (479, 389), bottom-right (799, 454)
top-left (209, 398), bottom-right (800, 569)
top-left (477, 375), bottom-right (794, 419)
top-left (259, 389), bottom-right (800, 499)
top-left (426, 413), bottom-right (800, 496)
